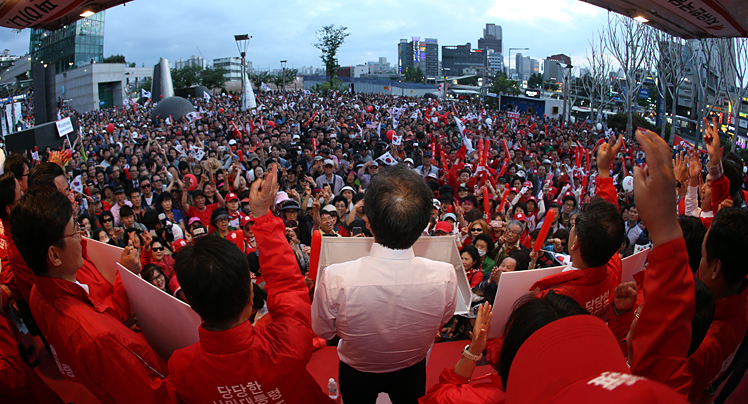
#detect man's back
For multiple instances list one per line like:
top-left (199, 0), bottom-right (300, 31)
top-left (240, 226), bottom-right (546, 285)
top-left (312, 243), bottom-right (458, 373)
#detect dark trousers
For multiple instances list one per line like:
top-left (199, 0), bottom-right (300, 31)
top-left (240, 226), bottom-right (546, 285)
top-left (338, 359), bottom-right (426, 404)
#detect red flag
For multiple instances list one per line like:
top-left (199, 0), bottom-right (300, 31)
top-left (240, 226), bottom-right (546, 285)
top-left (456, 145), bottom-right (467, 161)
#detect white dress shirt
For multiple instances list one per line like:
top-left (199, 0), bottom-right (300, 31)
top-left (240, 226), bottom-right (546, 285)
top-left (312, 242), bottom-right (458, 373)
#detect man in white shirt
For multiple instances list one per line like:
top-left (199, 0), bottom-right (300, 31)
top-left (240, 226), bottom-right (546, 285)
top-left (312, 164), bottom-right (457, 403)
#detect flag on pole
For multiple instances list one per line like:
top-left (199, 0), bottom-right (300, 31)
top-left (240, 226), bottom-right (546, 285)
top-left (142, 89), bottom-right (151, 99)
top-left (203, 91), bottom-right (211, 101)
top-left (186, 111), bottom-right (201, 123)
top-left (377, 151), bottom-right (398, 166)
top-left (245, 75), bottom-right (257, 110)
top-left (260, 82), bottom-right (271, 92)
top-left (70, 175), bottom-right (83, 194)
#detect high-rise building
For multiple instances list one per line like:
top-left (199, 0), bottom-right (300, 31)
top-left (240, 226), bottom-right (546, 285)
top-left (213, 57), bottom-right (251, 81)
top-left (442, 43), bottom-right (488, 76)
top-left (397, 37), bottom-right (439, 78)
top-left (366, 57), bottom-right (391, 74)
top-left (478, 23), bottom-right (502, 55)
top-left (514, 53), bottom-right (538, 81)
top-left (29, 12), bottom-right (105, 74)
top-left (543, 54), bottom-right (572, 83)
top-left (173, 55), bottom-right (207, 70)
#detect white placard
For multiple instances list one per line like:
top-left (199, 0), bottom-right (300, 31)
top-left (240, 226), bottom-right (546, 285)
top-left (117, 263), bottom-right (201, 361)
top-left (84, 237), bottom-right (123, 284)
top-left (488, 265), bottom-right (566, 339)
top-left (621, 248), bottom-right (650, 284)
top-left (56, 117), bottom-right (74, 137)
top-left (316, 236), bottom-right (473, 315)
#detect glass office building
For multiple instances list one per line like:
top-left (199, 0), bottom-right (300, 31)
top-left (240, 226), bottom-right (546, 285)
top-left (29, 11), bottom-right (105, 74)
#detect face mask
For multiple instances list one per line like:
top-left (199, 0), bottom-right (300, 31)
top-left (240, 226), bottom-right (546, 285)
top-left (478, 248), bottom-right (487, 257)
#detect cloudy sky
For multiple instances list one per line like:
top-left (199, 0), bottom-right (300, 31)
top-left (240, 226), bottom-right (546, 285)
top-left (0, 0), bottom-right (612, 72)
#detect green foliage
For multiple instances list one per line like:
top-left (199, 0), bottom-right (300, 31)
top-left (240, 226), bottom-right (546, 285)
top-left (527, 73), bottom-right (543, 89)
top-left (491, 71), bottom-right (521, 95)
top-left (313, 24), bottom-right (350, 78)
top-left (200, 66), bottom-right (226, 89)
top-left (310, 75), bottom-right (346, 96)
top-left (270, 69), bottom-right (299, 89)
top-left (103, 54), bottom-right (126, 64)
top-left (171, 65), bottom-right (202, 88)
top-left (403, 66), bottom-right (424, 83)
top-left (138, 77), bottom-right (152, 93)
top-left (607, 113), bottom-right (654, 133)
top-left (249, 71), bottom-right (273, 90)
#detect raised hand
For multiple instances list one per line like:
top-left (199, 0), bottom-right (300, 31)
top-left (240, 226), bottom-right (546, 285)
top-left (248, 163), bottom-right (279, 217)
top-left (119, 245), bottom-right (142, 274)
top-left (687, 150), bottom-right (702, 182)
top-left (613, 282), bottom-right (638, 314)
top-left (633, 129), bottom-right (681, 246)
top-left (673, 151), bottom-right (688, 185)
top-left (702, 117), bottom-right (721, 164)
top-left (468, 302), bottom-right (493, 354)
top-left (597, 134), bottom-right (623, 178)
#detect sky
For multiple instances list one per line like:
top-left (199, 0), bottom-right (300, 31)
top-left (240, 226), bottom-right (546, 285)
top-left (0, 0), bottom-right (612, 73)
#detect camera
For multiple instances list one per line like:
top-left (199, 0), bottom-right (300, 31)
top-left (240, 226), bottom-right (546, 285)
top-left (158, 213), bottom-right (175, 242)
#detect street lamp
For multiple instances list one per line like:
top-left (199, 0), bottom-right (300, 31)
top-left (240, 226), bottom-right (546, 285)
top-left (280, 60), bottom-right (287, 93)
top-left (508, 47), bottom-right (529, 79)
top-left (234, 34), bottom-right (252, 110)
top-left (557, 62), bottom-right (574, 123)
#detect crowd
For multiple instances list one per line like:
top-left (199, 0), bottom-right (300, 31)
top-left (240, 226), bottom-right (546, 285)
top-left (0, 87), bottom-right (746, 404)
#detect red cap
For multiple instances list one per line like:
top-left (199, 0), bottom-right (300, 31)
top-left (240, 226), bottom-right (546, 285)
top-left (226, 192), bottom-right (239, 202)
top-left (172, 239), bottom-right (188, 253)
top-left (240, 215), bottom-right (254, 227)
top-left (559, 173), bottom-right (570, 183)
top-left (434, 221), bottom-right (452, 233)
top-left (513, 212), bottom-right (527, 222)
top-left (548, 186), bottom-right (558, 197)
top-left (547, 372), bottom-right (688, 404)
top-left (504, 316), bottom-right (630, 404)
top-left (509, 187), bottom-right (520, 194)
top-left (527, 196), bottom-right (537, 203)
top-left (522, 181), bottom-right (533, 189)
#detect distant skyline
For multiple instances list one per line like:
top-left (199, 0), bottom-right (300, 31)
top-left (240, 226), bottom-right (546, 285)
top-left (0, 0), bottom-right (610, 73)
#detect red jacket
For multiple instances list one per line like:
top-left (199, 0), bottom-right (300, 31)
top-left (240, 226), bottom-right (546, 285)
top-left (630, 238), bottom-right (694, 396)
top-left (686, 279), bottom-right (748, 401)
top-left (30, 273), bottom-right (170, 404)
top-left (166, 212), bottom-right (334, 404)
top-left (419, 368), bottom-right (505, 404)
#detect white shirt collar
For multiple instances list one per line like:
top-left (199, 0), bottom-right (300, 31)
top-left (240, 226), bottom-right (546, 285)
top-left (75, 281), bottom-right (90, 295)
top-left (369, 243), bottom-right (415, 260)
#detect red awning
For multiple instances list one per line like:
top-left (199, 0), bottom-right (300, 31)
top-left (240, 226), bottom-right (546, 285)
top-left (0, 0), bottom-right (131, 31)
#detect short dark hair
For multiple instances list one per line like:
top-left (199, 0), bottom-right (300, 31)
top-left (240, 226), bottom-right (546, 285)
top-left (498, 291), bottom-right (589, 387)
top-left (3, 154), bottom-right (28, 181)
top-left (705, 207), bottom-right (748, 284)
top-left (364, 164), bottom-right (432, 249)
top-left (690, 279), bottom-right (715, 356)
top-left (573, 198), bottom-right (624, 267)
top-left (0, 172), bottom-right (17, 222)
top-left (678, 216), bottom-right (707, 273)
top-left (460, 245), bottom-right (481, 268)
top-left (508, 249), bottom-right (531, 272)
top-left (129, 187), bottom-right (142, 197)
top-left (472, 233), bottom-right (495, 251)
top-left (174, 235), bottom-right (252, 329)
top-left (10, 189), bottom-right (72, 275)
top-left (27, 162), bottom-right (64, 191)
top-left (723, 156), bottom-right (742, 199)
top-left (120, 205), bottom-right (134, 218)
top-left (159, 191), bottom-right (173, 204)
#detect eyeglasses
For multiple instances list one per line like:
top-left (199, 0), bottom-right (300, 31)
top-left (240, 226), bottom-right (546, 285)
top-left (152, 246), bottom-right (165, 252)
top-left (471, 228), bottom-right (483, 232)
top-left (153, 178), bottom-right (162, 182)
top-left (141, 183), bottom-right (151, 188)
top-left (102, 218), bottom-right (113, 223)
top-left (505, 229), bottom-right (521, 236)
top-left (59, 220), bottom-right (82, 241)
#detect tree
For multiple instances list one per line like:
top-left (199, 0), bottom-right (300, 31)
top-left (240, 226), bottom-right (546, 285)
top-left (720, 38), bottom-right (747, 149)
top-left (103, 54), bottom-right (126, 64)
top-left (313, 24), bottom-right (350, 79)
top-left (491, 71), bottom-right (521, 95)
top-left (270, 68), bottom-right (299, 89)
top-left (582, 31), bottom-right (613, 125)
top-left (310, 75), bottom-right (346, 96)
top-left (652, 31), bottom-right (695, 141)
top-left (607, 112), bottom-right (654, 132)
top-left (544, 80), bottom-right (559, 92)
top-left (403, 66), bottom-right (424, 83)
top-left (528, 73), bottom-right (543, 89)
top-left (200, 66), bottom-right (226, 89)
top-left (171, 65), bottom-right (203, 89)
top-left (249, 71), bottom-right (272, 90)
top-left (138, 77), bottom-right (152, 94)
top-left (604, 13), bottom-right (655, 139)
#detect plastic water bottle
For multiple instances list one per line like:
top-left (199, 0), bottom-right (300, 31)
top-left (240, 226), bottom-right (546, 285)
top-left (327, 378), bottom-right (339, 400)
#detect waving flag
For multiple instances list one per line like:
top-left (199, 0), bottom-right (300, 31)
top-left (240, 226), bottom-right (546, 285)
top-left (377, 151), bottom-right (398, 166)
top-left (70, 175), bottom-right (83, 194)
top-left (203, 91), bottom-right (211, 101)
top-left (142, 89), bottom-right (151, 99)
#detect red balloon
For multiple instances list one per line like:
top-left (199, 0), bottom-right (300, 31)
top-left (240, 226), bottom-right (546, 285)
top-left (184, 174), bottom-right (198, 192)
top-left (106, 123), bottom-right (115, 133)
top-left (65, 149), bottom-right (72, 159)
top-left (386, 129), bottom-right (396, 141)
top-left (218, 108), bottom-right (224, 114)
top-left (366, 105), bottom-right (374, 113)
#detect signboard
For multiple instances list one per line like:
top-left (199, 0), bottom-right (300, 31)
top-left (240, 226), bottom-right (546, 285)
top-left (639, 88), bottom-right (649, 99)
top-left (651, 0), bottom-right (745, 37)
top-left (55, 117), bottom-right (73, 138)
top-left (524, 89), bottom-right (541, 99)
top-left (316, 236), bottom-right (473, 315)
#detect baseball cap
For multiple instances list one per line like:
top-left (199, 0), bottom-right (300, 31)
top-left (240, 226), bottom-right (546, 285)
top-left (191, 224), bottom-right (208, 238)
top-left (113, 186), bottom-right (125, 194)
top-left (321, 204), bottom-right (337, 213)
top-left (172, 239), bottom-right (188, 253)
top-left (188, 217), bottom-right (203, 226)
top-left (559, 173), bottom-right (570, 183)
top-left (514, 212), bottom-right (527, 222)
top-left (210, 208), bottom-right (229, 225)
top-left (458, 183), bottom-right (469, 191)
top-left (240, 215), bottom-right (254, 227)
top-left (423, 151), bottom-right (432, 157)
top-left (434, 221), bottom-right (452, 234)
top-left (522, 181), bottom-right (533, 189)
top-left (313, 155), bottom-right (324, 161)
top-left (274, 191), bottom-right (291, 206)
top-left (509, 187), bottom-right (519, 194)
top-left (323, 159), bottom-right (335, 167)
top-left (225, 192), bottom-right (239, 202)
top-left (543, 159), bottom-right (552, 164)
top-left (340, 186), bottom-right (354, 194)
top-left (280, 200), bottom-right (301, 211)
top-left (404, 158), bottom-right (414, 164)
top-left (442, 213), bottom-right (458, 222)
top-left (432, 199), bottom-right (442, 209)
top-left (504, 316), bottom-right (634, 404)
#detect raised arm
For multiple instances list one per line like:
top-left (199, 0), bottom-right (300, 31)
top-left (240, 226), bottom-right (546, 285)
top-left (595, 134), bottom-right (623, 207)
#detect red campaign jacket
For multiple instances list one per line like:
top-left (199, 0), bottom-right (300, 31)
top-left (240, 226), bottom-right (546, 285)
top-left (0, 221), bottom-right (19, 299)
top-left (29, 274), bottom-right (170, 404)
top-left (0, 290), bottom-right (63, 404)
top-left (606, 271), bottom-right (645, 355)
top-left (700, 173), bottom-right (731, 229)
top-left (529, 176), bottom-right (622, 319)
top-left (630, 239), bottom-right (694, 396)
top-left (140, 249), bottom-right (176, 279)
top-left (419, 367), bottom-right (505, 404)
top-left (686, 278), bottom-right (748, 401)
top-left (166, 213), bottom-right (334, 404)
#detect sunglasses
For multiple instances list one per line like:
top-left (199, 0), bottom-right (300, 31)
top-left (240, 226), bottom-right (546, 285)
top-left (102, 218), bottom-right (113, 223)
top-left (471, 228), bottom-right (483, 232)
top-left (152, 246), bottom-right (165, 252)
top-left (141, 183), bottom-right (151, 188)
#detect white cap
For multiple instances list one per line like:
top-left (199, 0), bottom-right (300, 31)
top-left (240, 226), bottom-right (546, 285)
top-left (323, 159), bottom-right (335, 166)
